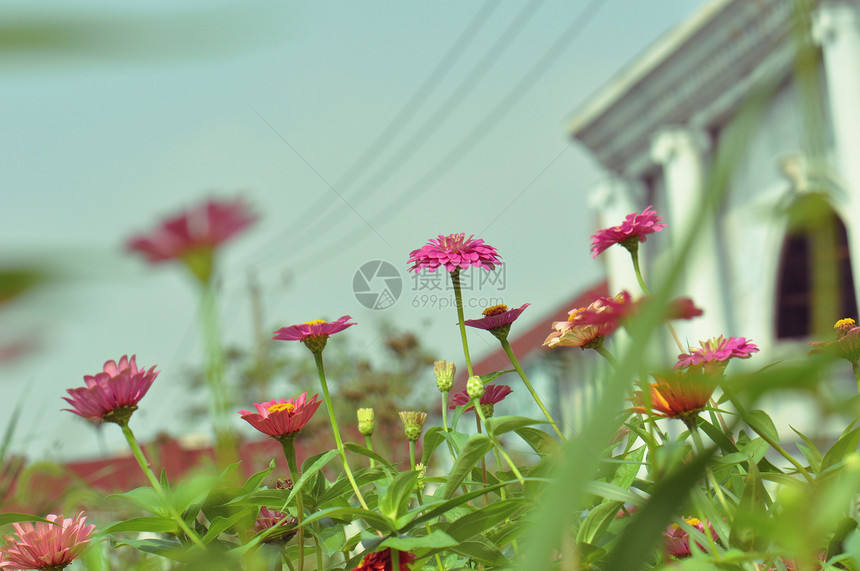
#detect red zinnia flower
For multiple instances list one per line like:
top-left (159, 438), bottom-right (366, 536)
top-left (590, 206), bottom-right (667, 258)
top-left (63, 355), bottom-right (158, 425)
top-left (254, 507), bottom-right (297, 543)
top-left (543, 294), bottom-right (624, 349)
top-left (809, 318), bottom-right (860, 364)
top-left (449, 383), bottom-right (513, 417)
top-left (239, 393), bottom-right (322, 440)
top-left (407, 233), bottom-right (501, 273)
top-left (273, 316), bottom-right (356, 354)
top-left (352, 548), bottom-right (416, 571)
top-left (0, 513), bottom-right (95, 570)
top-left (633, 370), bottom-right (715, 422)
top-left (663, 517), bottom-right (717, 558)
top-left (127, 198), bottom-right (255, 283)
top-left (675, 336), bottom-right (758, 371)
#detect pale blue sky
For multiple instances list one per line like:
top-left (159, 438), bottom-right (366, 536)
top-left (2, 0), bottom-right (704, 460)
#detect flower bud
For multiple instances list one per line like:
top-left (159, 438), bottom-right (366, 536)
top-left (433, 360), bottom-right (456, 392)
top-left (480, 403), bottom-right (495, 418)
top-left (466, 376), bottom-right (484, 400)
top-left (399, 411), bottom-right (428, 442)
top-left (357, 408), bottom-right (375, 436)
top-left (415, 462), bottom-right (426, 490)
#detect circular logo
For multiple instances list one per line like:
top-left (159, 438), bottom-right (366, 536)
top-left (353, 260), bottom-right (402, 310)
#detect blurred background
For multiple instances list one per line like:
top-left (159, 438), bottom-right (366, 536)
top-left (2, 0), bottom-right (755, 469)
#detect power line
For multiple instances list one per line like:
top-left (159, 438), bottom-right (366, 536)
top-left (245, 0), bottom-right (503, 267)
top-left (289, 0), bottom-right (609, 274)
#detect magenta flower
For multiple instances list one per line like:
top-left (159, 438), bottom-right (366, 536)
top-left (809, 318), bottom-right (860, 365)
top-left (127, 197), bottom-right (255, 263)
top-left (408, 233), bottom-right (501, 273)
top-left (0, 513), bottom-right (95, 570)
top-left (544, 293), bottom-right (628, 350)
top-left (675, 336), bottom-right (758, 371)
top-left (590, 206), bottom-right (667, 258)
top-left (352, 548), bottom-right (416, 571)
top-left (63, 355), bottom-right (158, 425)
top-left (254, 507), bottom-right (297, 543)
top-left (272, 316), bottom-right (356, 354)
top-left (663, 517), bottom-right (717, 558)
top-left (239, 393), bottom-right (322, 440)
top-left (464, 303), bottom-right (529, 341)
top-left (449, 383), bottom-right (513, 417)
top-left (577, 293), bottom-right (703, 329)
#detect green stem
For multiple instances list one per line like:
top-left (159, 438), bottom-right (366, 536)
top-left (392, 549), bottom-right (400, 571)
top-left (451, 269), bottom-right (474, 377)
top-left (474, 399), bottom-right (524, 485)
top-left (280, 439), bottom-right (305, 571)
top-left (853, 361), bottom-right (860, 394)
top-left (409, 440), bottom-right (417, 471)
top-left (594, 344), bottom-right (618, 369)
top-left (314, 531), bottom-right (323, 571)
top-left (198, 282), bottom-right (236, 465)
top-left (283, 546), bottom-right (295, 571)
top-left (500, 338), bottom-right (566, 441)
top-left (120, 423), bottom-right (205, 548)
top-left (628, 246), bottom-right (651, 296)
top-left (722, 388), bottom-right (814, 483)
top-left (364, 435), bottom-right (375, 468)
top-left (312, 352), bottom-right (370, 510)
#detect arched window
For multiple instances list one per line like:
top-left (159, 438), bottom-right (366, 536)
top-left (776, 197), bottom-right (857, 339)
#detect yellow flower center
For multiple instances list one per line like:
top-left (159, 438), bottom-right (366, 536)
top-left (568, 308), bottom-right (585, 322)
top-left (684, 517), bottom-right (701, 526)
top-left (303, 319), bottom-right (327, 326)
top-left (268, 403), bottom-right (296, 414)
top-left (482, 304), bottom-right (509, 317)
top-left (835, 318), bottom-right (856, 330)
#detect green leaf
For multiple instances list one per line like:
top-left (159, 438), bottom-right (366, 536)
top-left (515, 427), bottom-right (560, 456)
top-left (108, 486), bottom-right (166, 516)
top-left (582, 481), bottom-right (644, 505)
top-left (300, 506), bottom-right (394, 533)
top-left (483, 415), bottom-right (546, 436)
top-left (746, 410), bottom-right (779, 443)
top-left (109, 538), bottom-right (190, 562)
top-left (577, 500), bottom-right (622, 545)
top-left (407, 482), bottom-right (508, 529)
top-left (611, 446), bottom-right (645, 489)
top-left (790, 426), bottom-right (822, 473)
top-left (822, 427), bottom-right (860, 473)
top-left (445, 500), bottom-right (522, 542)
top-left (444, 435), bottom-right (493, 499)
top-left (479, 370), bottom-right (514, 384)
top-left (379, 471), bottom-right (419, 521)
top-left (449, 535), bottom-right (508, 566)
top-left (0, 513), bottom-right (51, 528)
top-left (344, 443), bottom-right (396, 471)
top-left (202, 512), bottom-right (252, 544)
top-left (380, 530), bottom-right (459, 551)
top-left (101, 517), bottom-right (177, 534)
top-left (604, 448), bottom-right (715, 570)
top-left (288, 450), bottom-right (339, 505)
top-left (243, 459), bottom-right (276, 493)
top-left (421, 427), bottom-right (448, 465)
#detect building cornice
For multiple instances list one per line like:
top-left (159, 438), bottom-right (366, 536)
top-left (570, 0), bottom-right (802, 175)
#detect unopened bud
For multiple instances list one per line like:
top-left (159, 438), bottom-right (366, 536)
top-left (399, 411), bottom-right (428, 442)
top-left (357, 408), bottom-right (375, 436)
top-left (415, 462), bottom-right (426, 490)
top-left (466, 376), bottom-right (484, 400)
top-left (433, 360), bottom-right (456, 392)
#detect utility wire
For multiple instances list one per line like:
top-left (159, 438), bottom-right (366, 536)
top-left (290, 0), bottom-right (608, 274)
top-left (245, 0), bottom-right (503, 266)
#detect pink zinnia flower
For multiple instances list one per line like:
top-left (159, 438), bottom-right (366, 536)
top-left (127, 197), bottom-right (255, 264)
top-left (63, 355), bottom-right (158, 425)
top-left (352, 548), bottom-right (416, 571)
top-left (254, 507), bottom-right (297, 543)
top-left (0, 512), bottom-right (95, 570)
top-left (272, 316), bottom-right (356, 354)
top-left (543, 294), bottom-right (626, 349)
top-left (239, 393), bottom-right (322, 440)
top-left (407, 233), bottom-right (501, 273)
top-left (464, 303), bottom-right (529, 341)
top-left (675, 336), bottom-right (758, 371)
top-left (663, 517), bottom-right (717, 558)
top-left (590, 206), bottom-right (667, 258)
top-left (577, 293), bottom-right (703, 329)
top-left (449, 383), bottom-right (513, 417)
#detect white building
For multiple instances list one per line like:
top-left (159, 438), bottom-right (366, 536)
top-left (569, 0), bottom-right (860, 360)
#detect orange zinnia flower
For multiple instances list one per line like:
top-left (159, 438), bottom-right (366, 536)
top-left (634, 370), bottom-right (715, 423)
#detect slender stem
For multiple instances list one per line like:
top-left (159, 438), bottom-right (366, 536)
top-left (475, 413), bottom-right (489, 505)
top-left (474, 400), bottom-right (524, 484)
top-left (312, 352), bottom-right (370, 509)
top-left (721, 388), bottom-right (814, 483)
top-left (392, 549), bottom-right (400, 571)
top-left (198, 282), bottom-right (236, 465)
top-left (280, 439), bottom-right (305, 571)
top-left (120, 423), bottom-right (205, 548)
top-left (687, 422), bottom-right (731, 514)
top-left (853, 361), bottom-right (860, 393)
top-left (364, 435), bottom-right (375, 468)
top-left (441, 391), bottom-right (450, 433)
top-left (409, 440), bottom-right (417, 471)
top-left (283, 547), bottom-right (296, 571)
top-left (628, 246), bottom-right (651, 296)
top-left (501, 339), bottom-right (566, 441)
top-left (593, 344), bottom-right (618, 369)
top-left (451, 269), bottom-right (474, 377)
top-left (314, 531), bottom-right (323, 571)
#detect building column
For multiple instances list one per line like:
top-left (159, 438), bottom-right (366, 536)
top-left (650, 127), bottom-right (729, 343)
top-left (814, 0), bottom-right (860, 311)
top-left (589, 176), bottom-right (640, 296)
